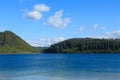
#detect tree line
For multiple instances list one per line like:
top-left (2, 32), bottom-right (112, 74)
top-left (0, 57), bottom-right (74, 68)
top-left (44, 38), bottom-right (120, 53)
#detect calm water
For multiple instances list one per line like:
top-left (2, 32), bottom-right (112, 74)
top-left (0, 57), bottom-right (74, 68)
top-left (0, 54), bottom-right (120, 80)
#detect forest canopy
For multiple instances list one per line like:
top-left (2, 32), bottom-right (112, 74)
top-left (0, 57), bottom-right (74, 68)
top-left (44, 38), bottom-right (120, 53)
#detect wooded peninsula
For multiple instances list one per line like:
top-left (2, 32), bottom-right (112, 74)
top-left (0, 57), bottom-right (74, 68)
top-left (44, 38), bottom-right (120, 53)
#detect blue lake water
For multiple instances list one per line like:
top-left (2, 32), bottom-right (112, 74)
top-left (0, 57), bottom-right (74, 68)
top-left (0, 54), bottom-right (120, 80)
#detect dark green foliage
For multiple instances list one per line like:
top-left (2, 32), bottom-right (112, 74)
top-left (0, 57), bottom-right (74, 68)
top-left (44, 38), bottom-right (120, 53)
top-left (0, 31), bottom-right (39, 53)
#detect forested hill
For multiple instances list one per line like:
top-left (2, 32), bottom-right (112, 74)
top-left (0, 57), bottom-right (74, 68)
top-left (0, 31), bottom-right (39, 53)
top-left (44, 38), bottom-right (120, 53)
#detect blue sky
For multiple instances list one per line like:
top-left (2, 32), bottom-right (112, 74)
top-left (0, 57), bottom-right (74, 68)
top-left (0, 0), bottom-right (120, 46)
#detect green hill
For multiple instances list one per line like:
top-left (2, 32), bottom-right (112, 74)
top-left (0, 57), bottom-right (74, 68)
top-left (44, 38), bottom-right (120, 53)
top-left (0, 31), bottom-right (39, 53)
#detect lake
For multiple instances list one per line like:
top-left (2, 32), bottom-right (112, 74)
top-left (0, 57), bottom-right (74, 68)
top-left (0, 54), bottom-right (120, 80)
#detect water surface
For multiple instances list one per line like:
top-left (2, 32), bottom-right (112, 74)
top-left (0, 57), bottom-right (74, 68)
top-left (0, 54), bottom-right (120, 80)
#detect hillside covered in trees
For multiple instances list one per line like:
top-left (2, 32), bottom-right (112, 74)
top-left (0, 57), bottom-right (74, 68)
top-left (0, 31), bottom-right (39, 53)
top-left (44, 38), bottom-right (120, 53)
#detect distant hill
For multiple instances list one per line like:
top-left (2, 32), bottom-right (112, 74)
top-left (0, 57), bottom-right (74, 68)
top-left (44, 38), bottom-right (120, 53)
top-left (0, 31), bottom-right (39, 53)
top-left (34, 47), bottom-right (48, 53)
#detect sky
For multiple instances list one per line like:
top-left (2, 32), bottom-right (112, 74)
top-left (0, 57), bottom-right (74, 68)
top-left (0, 0), bottom-right (120, 47)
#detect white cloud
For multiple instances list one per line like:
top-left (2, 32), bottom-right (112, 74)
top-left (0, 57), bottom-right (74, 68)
top-left (93, 24), bottom-right (106, 31)
top-left (26, 11), bottom-right (42, 20)
top-left (75, 26), bottom-right (84, 34)
top-left (79, 27), bottom-right (84, 32)
top-left (91, 30), bottom-right (120, 39)
top-left (27, 37), bottom-right (65, 47)
top-left (54, 37), bottom-right (65, 42)
top-left (104, 30), bottom-right (120, 39)
top-left (34, 4), bottom-right (50, 12)
top-left (47, 10), bottom-right (71, 29)
top-left (93, 24), bottom-right (99, 29)
top-left (26, 4), bottom-right (50, 20)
